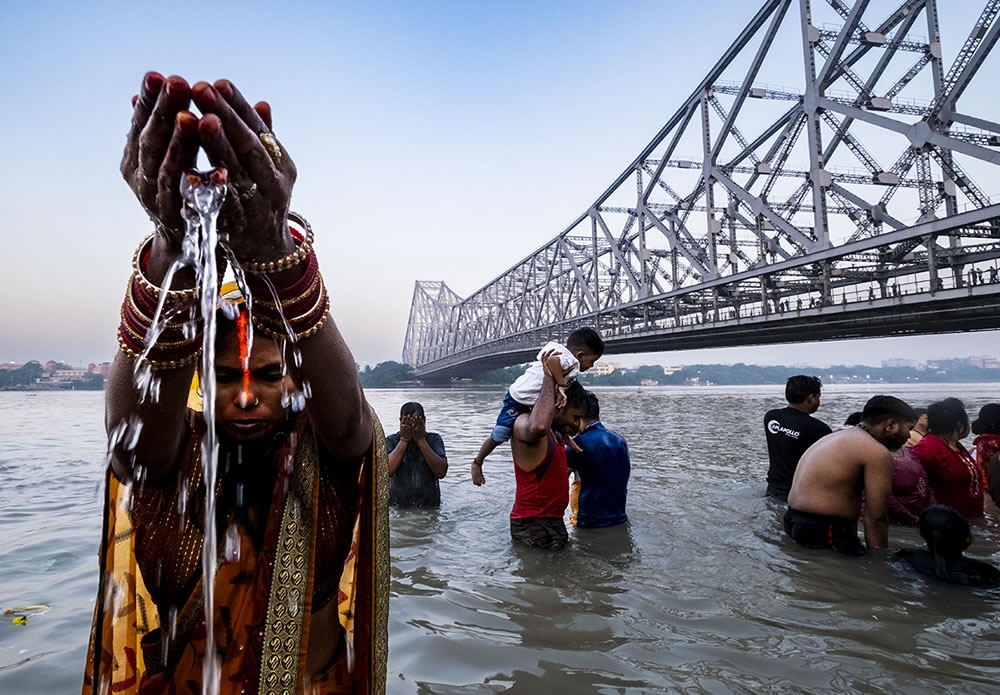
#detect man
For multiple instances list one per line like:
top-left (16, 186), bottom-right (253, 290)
top-left (566, 391), bottom-right (630, 528)
top-left (764, 375), bottom-right (832, 500)
top-left (83, 74), bottom-right (387, 694)
top-left (506, 351), bottom-right (588, 549)
top-left (785, 395), bottom-right (916, 554)
top-left (386, 402), bottom-right (448, 507)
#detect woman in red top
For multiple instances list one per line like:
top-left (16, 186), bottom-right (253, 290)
top-left (913, 398), bottom-right (983, 520)
top-left (972, 403), bottom-right (1000, 505)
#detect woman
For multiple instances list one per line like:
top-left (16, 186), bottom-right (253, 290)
top-left (971, 403), bottom-right (1000, 505)
top-left (83, 74), bottom-right (388, 695)
top-left (912, 398), bottom-right (983, 520)
top-left (905, 407), bottom-right (928, 447)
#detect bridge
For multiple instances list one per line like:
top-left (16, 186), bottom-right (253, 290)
top-left (403, 0), bottom-right (1000, 379)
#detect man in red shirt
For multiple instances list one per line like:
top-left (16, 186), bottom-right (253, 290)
top-left (508, 350), bottom-right (587, 549)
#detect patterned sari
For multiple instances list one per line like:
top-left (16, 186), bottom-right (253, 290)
top-left (82, 406), bottom-right (388, 694)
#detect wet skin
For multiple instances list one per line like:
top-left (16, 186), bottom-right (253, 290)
top-left (213, 331), bottom-right (291, 442)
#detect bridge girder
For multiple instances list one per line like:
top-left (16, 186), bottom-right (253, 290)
top-left (403, 0), bottom-right (1000, 378)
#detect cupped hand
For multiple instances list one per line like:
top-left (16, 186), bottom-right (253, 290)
top-left (122, 72), bottom-right (199, 250)
top-left (192, 79), bottom-right (298, 263)
top-left (412, 416), bottom-right (427, 442)
top-left (399, 414), bottom-right (415, 442)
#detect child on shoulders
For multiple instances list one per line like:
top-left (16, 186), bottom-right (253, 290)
top-left (471, 327), bottom-right (604, 484)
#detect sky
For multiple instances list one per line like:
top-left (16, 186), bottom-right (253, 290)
top-left (1, 0), bottom-right (997, 370)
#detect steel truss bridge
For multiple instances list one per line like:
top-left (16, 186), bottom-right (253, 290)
top-left (404, 0), bottom-right (1000, 379)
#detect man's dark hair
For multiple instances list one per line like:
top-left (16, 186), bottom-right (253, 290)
top-left (583, 391), bottom-right (600, 420)
top-left (400, 401), bottom-right (424, 418)
top-left (563, 381), bottom-right (587, 410)
top-left (919, 505), bottom-right (970, 559)
top-left (567, 327), bottom-right (604, 357)
top-left (862, 395), bottom-right (917, 425)
top-left (914, 407), bottom-right (928, 419)
top-left (927, 397), bottom-right (968, 436)
top-left (785, 375), bottom-right (821, 404)
top-left (844, 411), bottom-right (863, 426)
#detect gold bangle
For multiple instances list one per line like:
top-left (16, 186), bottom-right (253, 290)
top-left (241, 212), bottom-right (314, 274)
top-left (117, 333), bottom-right (202, 370)
top-left (131, 235), bottom-right (200, 302)
top-left (253, 296), bottom-right (330, 343)
top-left (126, 275), bottom-right (198, 327)
top-left (255, 280), bottom-right (327, 326)
top-left (252, 270), bottom-right (321, 310)
top-left (119, 308), bottom-right (200, 349)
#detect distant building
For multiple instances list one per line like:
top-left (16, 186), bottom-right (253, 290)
top-left (51, 369), bottom-right (87, 382)
top-left (662, 366), bottom-right (683, 375)
top-left (88, 362), bottom-right (113, 377)
top-left (0, 362), bottom-right (21, 370)
top-left (881, 358), bottom-right (923, 369)
top-left (590, 362), bottom-right (618, 376)
top-left (969, 356), bottom-right (1000, 369)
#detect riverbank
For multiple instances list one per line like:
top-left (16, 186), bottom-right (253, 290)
top-left (360, 359), bottom-right (1000, 388)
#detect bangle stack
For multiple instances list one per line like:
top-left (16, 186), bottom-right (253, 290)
top-left (245, 213), bottom-right (329, 343)
top-left (118, 239), bottom-right (203, 369)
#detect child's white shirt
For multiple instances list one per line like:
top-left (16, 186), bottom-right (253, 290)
top-left (507, 341), bottom-right (580, 406)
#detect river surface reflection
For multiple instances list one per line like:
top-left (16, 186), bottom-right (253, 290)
top-left (1, 384), bottom-right (998, 693)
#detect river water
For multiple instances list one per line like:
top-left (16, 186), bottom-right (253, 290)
top-left (1, 384), bottom-right (999, 694)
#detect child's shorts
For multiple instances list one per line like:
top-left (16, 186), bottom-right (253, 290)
top-left (490, 392), bottom-right (532, 443)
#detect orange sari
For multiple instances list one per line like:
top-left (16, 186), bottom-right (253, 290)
top-left (82, 407), bottom-right (388, 694)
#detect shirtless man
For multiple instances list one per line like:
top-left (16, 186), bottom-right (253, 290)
top-left (785, 395), bottom-right (916, 554)
top-left (507, 351), bottom-right (588, 550)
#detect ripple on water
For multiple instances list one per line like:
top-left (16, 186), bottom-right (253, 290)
top-left (2, 386), bottom-right (1000, 693)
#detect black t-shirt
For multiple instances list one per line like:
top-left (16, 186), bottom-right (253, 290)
top-left (386, 432), bottom-right (446, 508)
top-left (763, 406), bottom-right (832, 496)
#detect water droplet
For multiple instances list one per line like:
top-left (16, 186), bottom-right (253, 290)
top-left (301, 380), bottom-right (312, 399)
top-left (168, 605), bottom-right (178, 639)
top-left (178, 480), bottom-right (188, 515)
top-left (183, 320), bottom-right (200, 339)
top-left (290, 391), bottom-right (306, 412)
top-left (124, 415), bottom-right (143, 451)
top-left (281, 390), bottom-right (291, 408)
top-left (235, 483), bottom-right (243, 507)
top-left (224, 524), bottom-right (242, 563)
top-left (293, 348), bottom-right (303, 368)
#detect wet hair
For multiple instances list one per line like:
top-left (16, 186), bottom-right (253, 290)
top-left (971, 403), bottom-right (1000, 436)
top-left (564, 381), bottom-right (588, 411)
top-left (861, 395), bottom-right (916, 425)
top-left (567, 327), bottom-right (605, 357)
top-left (785, 375), bottom-right (821, 404)
top-left (926, 397), bottom-right (969, 436)
top-left (400, 401), bottom-right (424, 418)
top-left (583, 391), bottom-right (600, 420)
top-left (919, 505), bottom-right (970, 560)
top-left (844, 411), bottom-right (863, 426)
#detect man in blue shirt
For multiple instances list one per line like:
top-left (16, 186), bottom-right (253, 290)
top-left (566, 391), bottom-right (630, 528)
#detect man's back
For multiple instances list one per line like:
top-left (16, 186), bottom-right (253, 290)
top-left (764, 406), bottom-right (831, 497)
top-left (788, 427), bottom-right (890, 519)
top-left (567, 422), bottom-right (630, 528)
